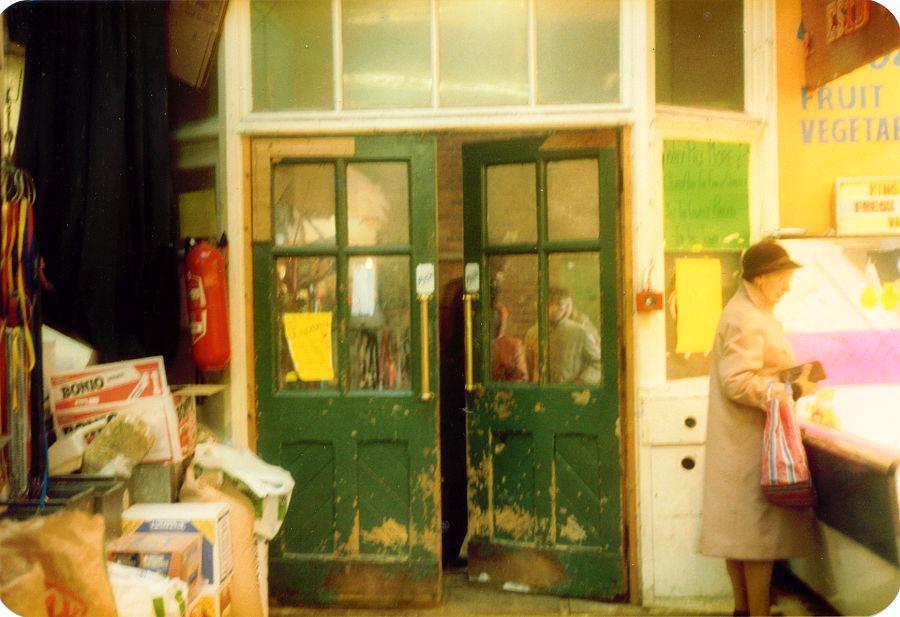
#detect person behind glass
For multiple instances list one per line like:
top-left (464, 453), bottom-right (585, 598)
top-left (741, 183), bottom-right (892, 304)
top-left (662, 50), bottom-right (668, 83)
top-left (491, 303), bottom-right (528, 382)
top-left (698, 240), bottom-right (820, 617)
top-left (524, 286), bottom-right (602, 384)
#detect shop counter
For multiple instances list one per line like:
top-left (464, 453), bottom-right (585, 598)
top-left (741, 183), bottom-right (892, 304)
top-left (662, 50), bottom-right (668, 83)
top-left (789, 417), bottom-right (900, 616)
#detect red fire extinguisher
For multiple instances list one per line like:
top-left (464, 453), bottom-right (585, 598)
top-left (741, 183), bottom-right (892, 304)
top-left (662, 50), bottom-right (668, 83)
top-left (185, 237), bottom-right (230, 371)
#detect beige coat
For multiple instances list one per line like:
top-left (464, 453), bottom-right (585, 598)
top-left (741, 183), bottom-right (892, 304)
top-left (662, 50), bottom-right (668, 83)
top-left (699, 281), bottom-right (815, 560)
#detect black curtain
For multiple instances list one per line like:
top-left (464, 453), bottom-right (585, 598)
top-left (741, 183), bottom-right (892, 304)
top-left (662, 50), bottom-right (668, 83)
top-left (9, 1), bottom-right (178, 362)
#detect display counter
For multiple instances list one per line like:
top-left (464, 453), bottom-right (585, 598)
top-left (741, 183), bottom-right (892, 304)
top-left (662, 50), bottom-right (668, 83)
top-left (766, 237), bottom-right (899, 613)
top-left (789, 414), bottom-right (900, 616)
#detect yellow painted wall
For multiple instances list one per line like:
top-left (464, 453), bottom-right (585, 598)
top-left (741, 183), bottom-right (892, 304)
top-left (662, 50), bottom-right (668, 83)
top-left (777, 1), bottom-right (900, 233)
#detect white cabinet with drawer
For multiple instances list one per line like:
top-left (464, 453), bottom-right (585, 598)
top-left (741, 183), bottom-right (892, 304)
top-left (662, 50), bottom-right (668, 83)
top-left (639, 385), bottom-right (731, 606)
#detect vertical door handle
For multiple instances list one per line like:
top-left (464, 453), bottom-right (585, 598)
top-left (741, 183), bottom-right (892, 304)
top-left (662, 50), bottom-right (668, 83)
top-left (419, 294), bottom-right (434, 402)
top-left (463, 293), bottom-right (483, 394)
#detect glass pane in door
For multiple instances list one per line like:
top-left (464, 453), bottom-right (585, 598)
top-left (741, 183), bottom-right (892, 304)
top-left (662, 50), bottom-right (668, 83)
top-left (276, 256), bottom-right (338, 389)
top-left (273, 162), bottom-right (336, 247)
top-left (348, 255), bottom-right (411, 390)
top-left (488, 254), bottom-right (537, 383)
top-left (547, 158), bottom-right (600, 241)
top-left (347, 162), bottom-right (410, 246)
top-left (547, 252), bottom-right (602, 384)
top-left (486, 163), bottom-right (537, 245)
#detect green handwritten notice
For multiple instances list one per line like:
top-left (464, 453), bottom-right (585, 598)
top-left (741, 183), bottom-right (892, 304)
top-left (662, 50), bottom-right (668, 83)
top-left (663, 140), bottom-right (750, 251)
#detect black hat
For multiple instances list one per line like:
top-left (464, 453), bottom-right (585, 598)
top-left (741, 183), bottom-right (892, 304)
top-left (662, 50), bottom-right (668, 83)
top-left (741, 240), bottom-right (802, 280)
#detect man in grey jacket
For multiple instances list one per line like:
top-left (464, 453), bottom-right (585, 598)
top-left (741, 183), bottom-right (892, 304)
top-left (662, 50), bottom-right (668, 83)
top-left (525, 286), bottom-right (602, 383)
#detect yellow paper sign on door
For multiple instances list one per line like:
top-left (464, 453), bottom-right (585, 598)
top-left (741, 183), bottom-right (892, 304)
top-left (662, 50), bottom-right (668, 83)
top-left (675, 258), bottom-right (723, 354)
top-left (283, 312), bottom-right (335, 381)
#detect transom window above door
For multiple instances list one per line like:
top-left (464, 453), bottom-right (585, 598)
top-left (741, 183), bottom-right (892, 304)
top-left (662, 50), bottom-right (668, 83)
top-left (250, 0), bottom-right (621, 111)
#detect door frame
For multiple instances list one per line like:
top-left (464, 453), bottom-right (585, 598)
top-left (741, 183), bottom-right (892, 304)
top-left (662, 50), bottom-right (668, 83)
top-left (248, 135), bottom-right (442, 607)
top-left (459, 129), bottom-right (627, 599)
top-left (244, 129), bottom-right (640, 605)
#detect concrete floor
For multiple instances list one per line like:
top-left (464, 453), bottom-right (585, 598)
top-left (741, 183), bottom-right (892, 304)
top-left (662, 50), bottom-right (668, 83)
top-left (270, 567), bottom-right (834, 617)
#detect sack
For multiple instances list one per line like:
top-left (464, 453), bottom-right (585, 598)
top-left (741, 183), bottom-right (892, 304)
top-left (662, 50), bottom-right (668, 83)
top-left (0, 511), bottom-right (118, 616)
top-left (181, 467), bottom-right (262, 617)
top-left (760, 391), bottom-right (815, 508)
top-left (1, 557), bottom-right (50, 617)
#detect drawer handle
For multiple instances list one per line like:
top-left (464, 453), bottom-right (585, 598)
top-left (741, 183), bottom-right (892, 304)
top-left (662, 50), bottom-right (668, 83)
top-left (681, 457), bottom-right (696, 470)
top-left (684, 416), bottom-right (697, 428)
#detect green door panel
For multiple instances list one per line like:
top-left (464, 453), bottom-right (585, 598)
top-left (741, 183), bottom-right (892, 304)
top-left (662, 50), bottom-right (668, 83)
top-left (462, 135), bottom-right (625, 599)
top-left (254, 135), bottom-right (441, 607)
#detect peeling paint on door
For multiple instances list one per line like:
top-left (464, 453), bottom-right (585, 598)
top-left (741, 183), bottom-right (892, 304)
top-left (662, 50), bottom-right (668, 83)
top-left (494, 506), bottom-right (534, 539)
top-left (559, 516), bottom-right (587, 543)
top-left (339, 509), bottom-right (361, 556)
top-left (467, 457), bottom-right (491, 536)
top-left (491, 390), bottom-right (516, 419)
top-left (571, 389), bottom-right (591, 406)
top-left (361, 518), bottom-right (409, 550)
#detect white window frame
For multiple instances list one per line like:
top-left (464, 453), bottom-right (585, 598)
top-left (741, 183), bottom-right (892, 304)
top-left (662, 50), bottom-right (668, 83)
top-left (234, 0), bottom-right (637, 133)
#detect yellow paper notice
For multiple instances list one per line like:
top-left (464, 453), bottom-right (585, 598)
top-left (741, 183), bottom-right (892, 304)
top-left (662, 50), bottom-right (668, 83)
top-left (675, 258), bottom-right (722, 354)
top-left (283, 312), bottom-right (335, 381)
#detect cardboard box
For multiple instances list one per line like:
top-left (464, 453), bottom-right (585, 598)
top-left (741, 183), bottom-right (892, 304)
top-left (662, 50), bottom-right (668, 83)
top-left (107, 532), bottom-right (202, 601)
top-left (50, 356), bottom-right (168, 412)
top-left (122, 503), bottom-right (233, 588)
top-left (167, 1), bottom-right (228, 88)
top-left (188, 576), bottom-right (232, 617)
top-left (171, 384), bottom-right (226, 458)
top-left (48, 358), bottom-right (221, 464)
top-left (53, 395), bottom-right (187, 464)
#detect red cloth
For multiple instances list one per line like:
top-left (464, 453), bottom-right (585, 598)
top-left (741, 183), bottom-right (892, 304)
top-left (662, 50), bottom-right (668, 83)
top-left (491, 335), bottom-right (527, 382)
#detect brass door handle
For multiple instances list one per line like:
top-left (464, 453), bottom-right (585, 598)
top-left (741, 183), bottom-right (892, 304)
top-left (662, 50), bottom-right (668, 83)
top-left (419, 295), bottom-right (434, 402)
top-left (463, 293), bottom-right (483, 394)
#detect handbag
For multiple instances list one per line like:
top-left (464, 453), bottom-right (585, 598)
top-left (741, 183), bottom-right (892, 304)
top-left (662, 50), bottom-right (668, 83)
top-left (760, 385), bottom-right (816, 508)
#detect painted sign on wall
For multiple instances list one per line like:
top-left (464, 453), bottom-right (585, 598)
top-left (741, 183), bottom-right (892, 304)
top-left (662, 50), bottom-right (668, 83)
top-left (663, 140), bottom-right (750, 252)
top-left (778, 0), bottom-right (900, 234)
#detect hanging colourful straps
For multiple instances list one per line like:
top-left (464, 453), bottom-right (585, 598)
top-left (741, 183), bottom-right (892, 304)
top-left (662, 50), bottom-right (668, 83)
top-left (1, 161), bottom-right (37, 500)
top-left (1, 165), bottom-right (36, 367)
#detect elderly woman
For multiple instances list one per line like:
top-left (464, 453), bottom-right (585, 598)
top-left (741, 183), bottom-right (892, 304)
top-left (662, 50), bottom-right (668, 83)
top-left (699, 240), bottom-right (819, 617)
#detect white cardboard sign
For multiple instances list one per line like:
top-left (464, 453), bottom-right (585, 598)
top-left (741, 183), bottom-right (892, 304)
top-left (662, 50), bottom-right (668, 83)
top-left (416, 263), bottom-right (435, 296)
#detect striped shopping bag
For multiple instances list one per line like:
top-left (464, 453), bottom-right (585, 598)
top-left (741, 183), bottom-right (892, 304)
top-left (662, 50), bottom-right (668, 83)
top-left (760, 391), bottom-right (816, 508)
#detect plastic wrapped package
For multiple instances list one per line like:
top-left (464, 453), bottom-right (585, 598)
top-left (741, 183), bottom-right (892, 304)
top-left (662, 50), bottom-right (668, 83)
top-left (193, 442), bottom-right (294, 540)
top-left (107, 562), bottom-right (189, 617)
top-left (82, 413), bottom-right (155, 477)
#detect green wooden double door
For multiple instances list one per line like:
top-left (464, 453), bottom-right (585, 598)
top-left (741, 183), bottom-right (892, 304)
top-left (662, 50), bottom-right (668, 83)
top-left (253, 134), bottom-right (625, 606)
